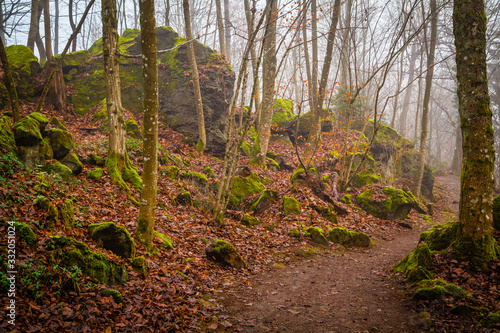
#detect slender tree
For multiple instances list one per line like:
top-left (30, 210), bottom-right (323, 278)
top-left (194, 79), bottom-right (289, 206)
top-left (399, 42), bottom-right (418, 136)
top-left (183, 0), bottom-right (206, 152)
top-left (69, 0), bottom-right (77, 52)
top-left (223, 0), bottom-right (231, 63)
top-left (215, 0), bottom-right (226, 58)
top-left (243, 0), bottom-right (261, 125)
top-left (27, 0), bottom-right (39, 51)
top-left (43, 0), bottom-right (52, 61)
top-left (136, 0), bottom-right (158, 249)
top-left (452, 0), bottom-right (499, 265)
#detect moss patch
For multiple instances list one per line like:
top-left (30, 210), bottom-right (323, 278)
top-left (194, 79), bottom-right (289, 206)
top-left (14, 222), bottom-right (37, 247)
top-left (327, 227), bottom-right (370, 247)
top-left (0, 116), bottom-right (16, 154)
top-left (479, 311), bottom-right (500, 327)
top-left (125, 119), bottom-right (142, 139)
top-left (49, 116), bottom-right (67, 130)
top-left (154, 231), bottom-right (173, 249)
top-left (88, 222), bottom-right (136, 258)
top-left (175, 191), bottom-right (192, 206)
top-left (394, 243), bottom-right (434, 283)
top-left (131, 256), bottom-right (148, 277)
top-left (352, 170), bottom-right (379, 188)
top-left (45, 128), bottom-right (74, 159)
top-left (84, 153), bottom-right (105, 166)
top-left (356, 186), bottom-right (419, 220)
top-left (101, 288), bottom-right (122, 304)
top-left (283, 196), bottom-right (301, 215)
top-left (61, 199), bottom-right (75, 231)
top-left (249, 189), bottom-right (278, 214)
top-left (307, 227), bottom-right (328, 246)
top-left (413, 279), bottom-right (471, 300)
top-left (60, 152), bottom-right (83, 175)
top-left (162, 165), bottom-right (179, 180)
top-left (229, 172), bottom-right (264, 207)
top-left (241, 213), bottom-right (260, 226)
top-left (42, 161), bottom-right (73, 181)
top-left (35, 195), bottom-right (59, 225)
top-left (87, 168), bottom-right (104, 180)
top-left (202, 166), bottom-right (215, 178)
top-left (13, 116), bottom-right (43, 146)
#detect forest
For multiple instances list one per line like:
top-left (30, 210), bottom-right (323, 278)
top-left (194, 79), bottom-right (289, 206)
top-left (0, 0), bottom-right (499, 332)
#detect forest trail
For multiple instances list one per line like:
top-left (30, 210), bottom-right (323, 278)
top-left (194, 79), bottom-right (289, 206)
top-left (221, 176), bottom-right (461, 333)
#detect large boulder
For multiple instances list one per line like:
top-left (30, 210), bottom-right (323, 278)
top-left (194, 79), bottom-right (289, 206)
top-left (45, 128), bottom-right (74, 159)
top-left (88, 222), bottom-right (136, 258)
top-left (356, 185), bottom-right (426, 220)
top-left (364, 120), bottom-right (413, 163)
top-left (249, 189), bottom-right (278, 214)
top-left (205, 239), bottom-right (246, 269)
top-left (61, 27), bottom-right (234, 157)
top-left (228, 172), bottom-right (265, 208)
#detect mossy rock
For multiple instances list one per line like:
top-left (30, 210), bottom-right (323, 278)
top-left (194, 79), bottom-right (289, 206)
top-left (60, 152), bottom-right (83, 175)
top-left (180, 171), bottom-right (208, 187)
top-left (343, 152), bottom-right (376, 171)
top-left (84, 153), bottom-right (105, 166)
top-left (241, 213), bottom-right (260, 226)
top-left (101, 288), bottom-right (122, 304)
top-left (87, 168), bottom-right (104, 180)
top-left (290, 167), bottom-right (317, 186)
top-left (364, 120), bottom-right (413, 162)
top-left (35, 195), bottom-right (59, 225)
top-left (340, 194), bottom-right (352, 204)
top-left (493, 195), bottom-right (500, 230)
top-left (162, 165), bottom-right (179, 180)
top-left (42, 161), bottom-right (73, 181)
top-left (131, 256), bottom-right (148, 277)
top-left (479, 311), bottom-right (500, 327)
top-left (45, 236), bottom-right (128, 285)
top-left (13, 116), bottom-right (43, 146)
top-left (5, 45), bottom-right (40, 100)
top-left (27, 112), bottom-right (49, 132)
top-left (413, 279), bottom-right (471, 300)
top-left (307, 227), bottom-right (329, 246)
top-left (0, 116), bottom-right (16, 154)
top-left (45, 128), bottom-right (74, 159)
top-left (312, 205), bottom-right (338, 224)
top-left (419, 221), bottom-right (459, 251)
top-left (38, 138), bottom-right (54, 160)
top-left (61, 199), bottom-right (75, 231)
top-left (289, 229), bottom-right (301, 238)
top-left (125, 119), bottom-right (142, 139)
top-left (49, 116), bottom-right (67, 130)
top-left (327, 227), bottom-right (370, 247)
top-left (356, 186), bottom-right (424, 220)
top-left (266, 157), bottom-right (280, 171)
top-left (154, 231), bottom-right (173, 249)
top-left (352, 170), bottom-right (379, 188)
top-left (202, 166), bottom-right (215, 178)
top-left (451, 304), bottom-right (490, 317)
top-left (283, 196), bottom-right (301, 215)
top-left (14, 222), bottom-right (37, 247)
top-left (88, 222), bottom-right (136, 258)
top-left (394, 244), bottom-right (433, 283)
top-left (229, 172), bottom-right (265, 207)
top-left (272, 98), bottom-right (294, 129)
top-left (175, 191), bottom-right (192, 206)
top-left (249, 189), bottom-right (278, 214)
top-left (205, 239), bottom-right (246, 269)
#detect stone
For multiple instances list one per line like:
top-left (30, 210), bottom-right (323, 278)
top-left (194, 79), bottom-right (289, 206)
top-left (101, 288), bottom-right (122, 303)
top-left (87, 168), bottom-right (104, 180)
top-left (241, 213), bottom-right (260, 226)
top-left (0, 116), bottom-right (16, 154)
top-left (131, 256), bottom-right (148, 277)
top-left (35, 195), bottom-right (58, 225)
top-left (266, 157), bottom-right (280, 171)
top-left (413, 279), bottom-right (471, 300)
top-left (84, 153), bottom-right (105, 166)
top-left (88, 222), bottom-right (136, 258)
top-left (283, 196), bottom-right (301, 215)
top-left (229, 172), bottom-right (264, 207)
top-left (327, 227), bottom-right (370, 247)
top-left (175, 191), bottom-right (192, 206)
top-left (266, 151), bottom-right (294, 171)
top-left (14, 222), bottom-right (37, 247)
top-left (202, 165), bottom-right (216, 178)
top-left (45, 128), bottom-right (74, 159)
top-left (61, 199), bottom-right (75, 230)
top-left (249, 189), bottom-right (278, 214)
top-left (352, 170), bottom-right (379, 188)
top-left (479, 311), bottom-right (500, 327)
top-left (42, 161), bottom-right (73, 181)
top-left (162, 165), bottom-right (179, 180)
top-left (60, 152), bottom-right (83, 175)
top-left (205, 239), bottom-right (246, 269)
top-left (13, 116), bottom-right (43, 146)
top-left (49, 116), bottom-right (67, 130)
top-left (307, 227), bottom-right (329, 246)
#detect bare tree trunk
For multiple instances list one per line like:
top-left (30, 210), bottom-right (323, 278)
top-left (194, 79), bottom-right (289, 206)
top-left (133, 0), bottom-right (137, 29)
top-left (27, 0), bottom-right (39, 51)
top-left (0, 37), bottom-right (20, 122)
top-left (183, 0), bottom-right (206, 152)
top-left (250, 0), bottom-right (276, 167)
top-left (102, 0), bottom-right (141, 191)
top-left (69, 0), bottom-right (77, 52)
top-left (243, 0), bottom-right (261, 125)
top-left (390, 52), bottom-right (405, 128)
top-left (340, 0), bottom-right (353, 85)
top-left (223, 0), bottom-right (231, 63)
top-left (164, 0), bottom-right (170, 26)
top-left (414, 0), bottom-right (437, 196)
top-left (137, 0), bottom-right (158, 250)
top-left (453, 0), bottom-right (499, 266)
top-left (215, 0), bottom-right (226, 58)
top-left (451, 124), bottom-right (462, 173)
top-left (399, 42), bottom-right (418, 136)
top-left (54, 0), bottom-right (59, 55)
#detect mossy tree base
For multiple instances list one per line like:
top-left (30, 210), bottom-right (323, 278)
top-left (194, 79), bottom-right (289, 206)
top-left (106, 151), bottom-right (142, 192)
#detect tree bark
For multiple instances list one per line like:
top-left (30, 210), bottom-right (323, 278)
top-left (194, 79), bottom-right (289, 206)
top-left (183, 0), bottom-right (206, 152)
top-left (399, 42), bottom-right (418, 136)
top-left (69, 0), bottom-right (77, 52)
top-left (102, 0), bottom-right (141, 192)
top-left (243, 0), bottom-right (261, 126)
top-left (223, 0), bottom-right (231, 63)
top-left (164, 0), bottom-right (170, 26)
top-left (453, 0), bottom-right (498, 264)
top-left (136, 0), bottom-right (158, 249)
top-left (413, 0), bottom-right (437, 196)
top-left (43, 0), bottom-right (52, 62)
top-left (215, 0), bottom-right (226, 58)
top-left (54, 0), bottom-right (59, 55)
top-left (0, 37), bottom-right (20, 122)
top-left (27, 0), bottom-right (39, 51)
top-left (250, 0), bottom-right (276, 167)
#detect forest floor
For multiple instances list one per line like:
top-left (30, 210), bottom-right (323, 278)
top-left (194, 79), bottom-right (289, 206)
top-left (219, 176), bottom-right (460, 333)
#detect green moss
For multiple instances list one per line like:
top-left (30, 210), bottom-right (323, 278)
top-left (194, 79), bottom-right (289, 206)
top-left (313, 205), bottom-right (338, 224)
top-left (241, 213), bottom-right (260, 226)
top-left (352, 170), bottom-right (379, 188)
top-left (27, 112), bottom-right (49, 131)
top-left (61, 199), bottom-right (75, 231)
top-left (479, 311), bottom-right (500, 327)
top-left (38, 137), bottom-right (53, 160)
top-left (272, 98), bottom-right (294, 128)
top-left (131, 256), bottom-right (148, 276)
top-left (5, 45), bottom-right (39, 77)
top-left (394, 244), bottom-right (433, 283)
top-left (125, 119), bottom-right (142, 139)
top-left (289, 229), bottom-right (301, 238)
top-left (240, 140), bottom-right (252, 156)
top-left (154, 231), bottom-right (173, 249)
top-left (35, 195), bottom-right (59, 225)
top-left (14, 222), bottom-right (37, 246)
top-left (262, 177), bottom-right (273, 185)
top-left (212, 239), bottom-right (236, 254)
top-left (421, 221), bottom-right (459, 251)
top-left (340, 194), bottom-right (352, 204)
top-left (283, 196), bottom-right (301, 215)
top-left (61, 152), bottom-right (83, 175)
top-left (162, 165), bottom-right (179, 180)
top-left (84, 153), bottom-right (105, 166)
top-left (195, 138), bottom-right (205, 153)
top-left (45, 128), bottom-right (74, 159)
top-left (106, 152), bottom-right (142, 192)
top-left (0, 116), bottom-right (16, 154)
top-left (451, 234), bottom-right (499, 270)
top-left (229, 172), bottom-right (264, 207)
top-left (13, 116), bottom-right (43, 146)
top-left (266, 157), bottom-right (280, 171)
top-left (249, 189), bottom-right (278, 213)
top-left (202, 166), bottom-right (215, 178)
top-left (290, 168), bottom-right (305, 184)
top-left (42, 161), bottom-right (73, 181)
top-left (356, 187), bottom-right (417, 220)
top-left (181, 171), bottom-right (208, 183)
top-left (327, 227), bottom-right (371, 247)
top-left (88, 222), bottom-right (136, 258)
top-left (307, 227), bottom-right (329, 246)
top-left (451, 304), bottom-right (489, 316)
top-left (175, 191), bottom-right (192, 206)
top-left (413, 279), bottom-right (471, 300)
top-left (87, 168), bottom-right (104, 180)
top-left (101, 288), bottom-right (122, 303)
top-left (56, 50), bottom-right (90, 67)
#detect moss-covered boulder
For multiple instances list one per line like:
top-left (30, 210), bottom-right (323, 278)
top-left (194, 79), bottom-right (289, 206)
top-left (307, 227), bottom-right (329, 246)
top-left (42, 161), bottom-right (73, 180)
top-left (413, 279), bottom-right (471, 300)
top-left (162, 165), bottom-right (179, 180)
top-left (101, 288), bottom-right (123, 304)
top-left (0, 116), bottom-right (16, 154)
top-left (418, 221), bottom-right (459, 251)
top-left (4, 45), bottom-right (41, 103)
top-left (60, 152), bottom-right (83, 175)
top-left (131, 256), bottom-right (148, 277)
top-left (340, 194), bottom-right (352, 204)
top-left (493, 195), bottom-right (500, 230)
top-left (61, 199), bottom-right (75, 230)
top-left (356, 186), bottom-right (425, 220)
top-left (249, 189), bottom-right (278, 214)
top-left (205, 239), bottom-right (246, 269)
top-left (327, 227), bottom-right (370, 247)
top-left (283, 196), bottom-right (301, 215)
top-left (352, 170), bottom-right (379, 188)
top-left (13, 116), bottom-right (43, 146)
top-left (14, 222), bottom-right (37, 247)
top-left (479, 311), bottom-right (500, 327)
top-left (38, 138), bottom-right (53, 160)
top-left (125, 119), bottom-right (142, 139)
top-left (229, 172), bottom-right (265, 207)
top-left (88, 222), bottom-right (136, 258)
top-left (154, 231), bottom-right (173, 249)
top-left (290, 167), bottom-right (318, 186)
top-left (45, 236), bottom-right (128, 285)
top-left (35, 195), bottom-right (58, 225)
top-left (266, 157), bottom-right (280, 171)
top-left (180, 171), bottom-right (208, 188)
top-left (175, 191), bottom-right (192, 206)
top-left (45, 128), bottom-right (74, 159)
top-left (240, 140), bottom-right (252, 156)
top-left (84, 153), bottom-right (105, 166)
top-left (394, 244), bottom-right (434, 283)
top-left (266, 151), bottom-right (294, 171)
top-left (364, 120), bottom-right (413, 163)
top-left (241, 213), bottom-right (260, 226)
top-left (49, 116), bottom-right (67, 130)
top-left (87, 168), bottom-right (104, 180)
top-left (272, 98), bottom-right (294, 129)
top-left (203, 165), bottom-right (216, 178)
